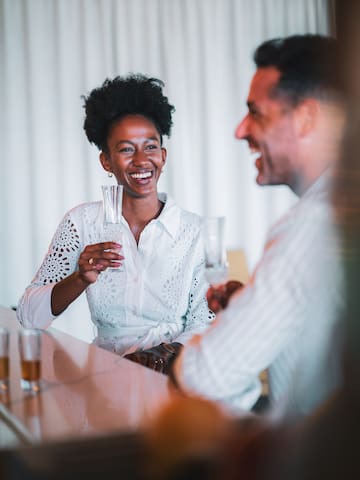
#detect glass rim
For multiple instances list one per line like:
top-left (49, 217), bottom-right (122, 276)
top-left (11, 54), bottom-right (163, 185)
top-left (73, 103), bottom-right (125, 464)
top-left (18, 328), bottom-right (42, 337)
top-left (101, 183), bottom-right (124, 190)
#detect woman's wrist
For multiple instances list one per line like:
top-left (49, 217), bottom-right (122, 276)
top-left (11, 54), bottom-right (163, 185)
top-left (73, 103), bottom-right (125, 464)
top-left (73, 271), bottom-right (93, 289)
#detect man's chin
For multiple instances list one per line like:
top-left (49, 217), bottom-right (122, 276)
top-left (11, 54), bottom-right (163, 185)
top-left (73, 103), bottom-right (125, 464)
top-left (256, 172), bottom-right (268, 186)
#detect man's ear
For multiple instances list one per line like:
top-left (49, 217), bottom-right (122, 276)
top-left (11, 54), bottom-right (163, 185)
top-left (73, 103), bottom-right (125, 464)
top-left (295, 98), bottom-right (318, 137)
top-left (100, 151), bottom-right (112, 173)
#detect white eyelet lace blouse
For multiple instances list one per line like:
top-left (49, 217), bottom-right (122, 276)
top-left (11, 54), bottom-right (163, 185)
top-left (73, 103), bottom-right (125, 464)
top-left (17, 193), bottom-right (215, 355)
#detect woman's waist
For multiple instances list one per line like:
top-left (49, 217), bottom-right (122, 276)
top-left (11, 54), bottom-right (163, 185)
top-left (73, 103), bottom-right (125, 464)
top-left (96, 324), bottom-right (152, 336)
top-left (96, 319), bottom-right (182, 337)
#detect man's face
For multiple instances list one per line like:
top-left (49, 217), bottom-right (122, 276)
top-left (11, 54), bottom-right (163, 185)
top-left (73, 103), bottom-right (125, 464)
top-left (235, 67), bottom-right (298, 188)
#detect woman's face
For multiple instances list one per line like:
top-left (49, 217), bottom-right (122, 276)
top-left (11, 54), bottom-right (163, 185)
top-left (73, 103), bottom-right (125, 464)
top-left (100, 114), bottom-right (166, 199)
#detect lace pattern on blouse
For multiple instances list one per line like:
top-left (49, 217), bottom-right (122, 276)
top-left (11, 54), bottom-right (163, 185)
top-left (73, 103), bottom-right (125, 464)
top-left (19, 198), bottom-right (215, 348)
top-left (37, 214), bottom-right (81, 284)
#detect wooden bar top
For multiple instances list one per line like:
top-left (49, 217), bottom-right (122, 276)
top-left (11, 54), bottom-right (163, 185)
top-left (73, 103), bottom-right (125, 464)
top-left (0, 306), bottom-right (174, 446)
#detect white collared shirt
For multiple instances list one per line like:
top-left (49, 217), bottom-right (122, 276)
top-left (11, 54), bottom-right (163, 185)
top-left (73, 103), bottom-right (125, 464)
top-left (17, 193), bottom-right (215, 354)
top-left (174, 174), bottom-right (344, 415)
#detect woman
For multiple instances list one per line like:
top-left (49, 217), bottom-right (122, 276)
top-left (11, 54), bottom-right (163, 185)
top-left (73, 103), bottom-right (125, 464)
top-left (17, 74), bottom-right (214, 371)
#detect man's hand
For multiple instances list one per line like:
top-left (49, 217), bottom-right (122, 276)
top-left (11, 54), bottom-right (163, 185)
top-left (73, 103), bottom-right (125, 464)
top-left (124, 342), bottom-right (183, 374)
top-left (207, 280), bottom-right (244, 313)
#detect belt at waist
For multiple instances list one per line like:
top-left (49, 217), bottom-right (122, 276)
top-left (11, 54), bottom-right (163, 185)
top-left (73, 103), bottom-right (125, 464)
top-left (97, 324), bottom-right (150, 337)
top-left (97, 321), bottom-right (182, 338)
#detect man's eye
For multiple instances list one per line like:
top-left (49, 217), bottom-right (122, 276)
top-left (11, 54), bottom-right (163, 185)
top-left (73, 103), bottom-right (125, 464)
top-left (145, 144), bottom-right (158, 150)
top-left (249, 109), bottom-right (261, 118)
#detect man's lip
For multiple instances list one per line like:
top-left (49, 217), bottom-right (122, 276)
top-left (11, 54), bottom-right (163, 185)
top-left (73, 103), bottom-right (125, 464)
top-left (248, 141), bottom-right (260, 153)
top-left (255, 157), bottom-right (262, 170)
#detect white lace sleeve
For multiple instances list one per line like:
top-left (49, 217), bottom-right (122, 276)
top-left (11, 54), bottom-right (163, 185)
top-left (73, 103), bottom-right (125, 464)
top-left (176, 261), bottom-right (215, 345)
top-left (17, 210), bottom-right (82, 328)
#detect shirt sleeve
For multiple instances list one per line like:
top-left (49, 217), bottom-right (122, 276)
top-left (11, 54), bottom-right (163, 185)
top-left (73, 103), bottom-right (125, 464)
top-left (17, 209), bottom-right (82, 328)
top-left (175, 259), bottom-right (215, 345)
top-left (170, 215), bottom-right (215, 345)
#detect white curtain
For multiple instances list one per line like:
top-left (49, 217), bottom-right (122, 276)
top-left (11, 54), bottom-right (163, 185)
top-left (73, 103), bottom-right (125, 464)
top-left (0, 0), bottom-right (332, 339)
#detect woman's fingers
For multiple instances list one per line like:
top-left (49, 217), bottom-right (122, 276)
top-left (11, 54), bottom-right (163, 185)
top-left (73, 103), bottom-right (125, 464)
top-left (78, 242), bottom-right (124, 281)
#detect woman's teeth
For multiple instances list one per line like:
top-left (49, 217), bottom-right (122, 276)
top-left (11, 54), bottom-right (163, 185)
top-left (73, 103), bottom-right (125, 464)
top-left (130, 172), bottom-right (152, 179)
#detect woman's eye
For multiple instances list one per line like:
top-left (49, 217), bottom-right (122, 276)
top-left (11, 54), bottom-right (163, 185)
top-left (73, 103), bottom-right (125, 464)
top-left (119, 147), bottom-right (134, 153)
top-left (146, 144), bottom-right (158, 150)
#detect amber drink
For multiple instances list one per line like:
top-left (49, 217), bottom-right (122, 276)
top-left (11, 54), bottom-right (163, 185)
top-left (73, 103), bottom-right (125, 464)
top-left (0, 327), bottom-right (10, 389)
top-left (21, 359), bottom-right (41, 382)
top-left (18, 329), bottom-right (42, 392)
top-left (0, 357), bottom-right (9, 379)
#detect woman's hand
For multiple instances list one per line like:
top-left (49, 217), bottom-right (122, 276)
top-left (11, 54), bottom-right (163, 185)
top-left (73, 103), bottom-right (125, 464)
top-left (206, 280), bottom-right (244, 314)
top-left (51, 241), bottom-right (124, 316)
top-left (124, 343), bottom-right (183, 374)
top-left (78, 241), bottom-right (124, 284)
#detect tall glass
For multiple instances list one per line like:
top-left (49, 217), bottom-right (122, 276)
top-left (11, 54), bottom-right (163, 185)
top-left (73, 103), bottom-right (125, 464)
top-left (202, 216), bottom-right (228, 285)
top-left (102, 184), bottom-right (125, 272)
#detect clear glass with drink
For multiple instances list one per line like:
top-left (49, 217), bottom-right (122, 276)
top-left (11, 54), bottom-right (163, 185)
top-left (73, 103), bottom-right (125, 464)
top-left (0, 327), bottom-right (10, 390)
top-left (202, 216), bottom-right (229, 285)
top-left (18, 329), bottom-right (42, 392)
top-left (101, 184), bottom-right (125, 272)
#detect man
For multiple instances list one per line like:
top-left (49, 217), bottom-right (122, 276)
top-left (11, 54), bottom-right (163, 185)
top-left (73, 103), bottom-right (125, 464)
top-left (171, 34), bottom-right (347, 415)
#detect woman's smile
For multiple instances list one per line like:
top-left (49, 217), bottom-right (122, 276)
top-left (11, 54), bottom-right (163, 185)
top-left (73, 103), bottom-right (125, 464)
top-left (128, 169), bottom-right (154, 183)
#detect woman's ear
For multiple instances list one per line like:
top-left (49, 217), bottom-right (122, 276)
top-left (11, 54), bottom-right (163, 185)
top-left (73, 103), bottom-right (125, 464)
top-left (100, 151), bottom-right (112, 173)
top-left (161, 147), bottom-right (167, 169)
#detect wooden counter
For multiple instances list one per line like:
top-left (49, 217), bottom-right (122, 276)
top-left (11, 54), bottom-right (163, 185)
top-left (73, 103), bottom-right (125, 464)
top-left (0, 306), bottom-right (174, 447)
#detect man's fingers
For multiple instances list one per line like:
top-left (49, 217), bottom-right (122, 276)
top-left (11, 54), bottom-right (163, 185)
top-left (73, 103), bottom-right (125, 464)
top-left (226, 280), bottom-right (244, 296)
top-left (207, 281), bottom-right (244, 313)
top-left (208, 298), bottom-right (223, 313)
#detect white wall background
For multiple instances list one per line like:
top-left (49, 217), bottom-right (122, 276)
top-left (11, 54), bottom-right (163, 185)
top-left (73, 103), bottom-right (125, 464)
top-left (0, 0), bottom-right (332, 341)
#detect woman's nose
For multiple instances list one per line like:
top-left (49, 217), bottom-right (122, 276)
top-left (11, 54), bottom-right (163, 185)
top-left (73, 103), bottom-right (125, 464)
top-left (235, 115), bottom-right (249, 140)
top-left (133, 150), bottom-right (147, 165)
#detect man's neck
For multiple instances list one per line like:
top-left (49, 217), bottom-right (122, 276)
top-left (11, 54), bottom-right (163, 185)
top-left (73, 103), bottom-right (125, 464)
top-left (291, 165), bottom-right (331, 197)
top-left (292, 100), bottom-right (346, 197)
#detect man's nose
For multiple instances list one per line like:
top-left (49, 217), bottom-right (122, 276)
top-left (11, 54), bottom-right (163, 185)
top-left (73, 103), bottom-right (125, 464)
top-left (235, 115), bottom-right (249, 140)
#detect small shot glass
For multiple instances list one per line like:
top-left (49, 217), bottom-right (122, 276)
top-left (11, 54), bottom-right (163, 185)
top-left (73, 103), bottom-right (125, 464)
top-left (18, 329), bottom-right (42, 392)
top-left (0, 327), bottom-right (10, 390)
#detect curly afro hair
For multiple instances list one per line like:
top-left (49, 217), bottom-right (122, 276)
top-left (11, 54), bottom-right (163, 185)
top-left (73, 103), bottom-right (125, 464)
top-left (82, 73), bottom-right (175, 151)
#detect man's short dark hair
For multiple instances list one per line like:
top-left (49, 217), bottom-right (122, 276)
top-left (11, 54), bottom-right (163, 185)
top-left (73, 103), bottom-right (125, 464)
top-left (254, 34), bottom-right (344, 105)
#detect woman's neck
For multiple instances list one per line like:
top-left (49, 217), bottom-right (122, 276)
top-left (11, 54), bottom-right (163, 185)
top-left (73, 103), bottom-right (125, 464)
top-left (122, 194), bottom-right (164, 243)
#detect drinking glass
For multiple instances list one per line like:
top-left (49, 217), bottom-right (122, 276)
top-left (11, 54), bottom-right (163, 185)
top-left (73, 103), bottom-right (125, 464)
top-left (202, 216), bottom-right (228, 285)
top-left (0, 327), bottom-right (10, 390)
top-left (102, 184), bottom-right (125, 272)
top-left (18, 329), bottom-right (42, 392)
